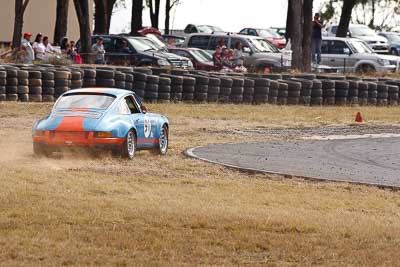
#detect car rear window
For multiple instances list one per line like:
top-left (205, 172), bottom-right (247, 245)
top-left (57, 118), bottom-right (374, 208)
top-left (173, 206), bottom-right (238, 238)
top-left (188, 36), bottom-right (210, 49)
top-left (55, 93), bottom-right (116, 110)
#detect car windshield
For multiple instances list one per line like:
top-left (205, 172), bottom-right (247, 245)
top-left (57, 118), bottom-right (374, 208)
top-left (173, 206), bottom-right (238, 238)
top-left (258, 29), bottom-right (280, 38)
top-left (248, 38), bottom-right (278, 53)
top-left (145, 34), bottom-right (167, 49)
top-left (351, 26), bottom-right (376, 36)
top-left (191, 49), bottom-right (213, 62)
top-left (385, 34), bottom-right (400, 42)
top-left (127, 38), bottom-right (157, 52)
top-left (55, 93), bottom-right (116, 110)
top-left (348, 40), bottom-right (374, 54)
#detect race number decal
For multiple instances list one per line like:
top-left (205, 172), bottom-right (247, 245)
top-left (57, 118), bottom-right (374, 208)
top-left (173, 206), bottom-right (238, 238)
top-left (144, 116), bottom-right (151, 138)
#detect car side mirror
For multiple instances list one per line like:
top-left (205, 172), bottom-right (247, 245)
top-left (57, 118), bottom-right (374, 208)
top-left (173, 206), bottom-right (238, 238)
top-left (343, 48), bottom-right (351, 55)
top-left (347, 32), bottom-right (351, 37)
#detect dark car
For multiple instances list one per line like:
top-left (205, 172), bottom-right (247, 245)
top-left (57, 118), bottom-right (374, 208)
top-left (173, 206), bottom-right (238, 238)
top-left (80, 35), bottom-right (192, 68)
top-left (169, 47), bottom-right (215, 71)
top-left (378, 32), bottom-right (400, 55)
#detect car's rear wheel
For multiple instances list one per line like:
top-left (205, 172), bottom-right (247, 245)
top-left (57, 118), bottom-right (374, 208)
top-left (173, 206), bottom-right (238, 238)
top-left (157, 125), bottom-right (169, 155)
top-left (122, 130), bottom-right (136, 159)
top-left (33, 142), bottom-right (49, 157)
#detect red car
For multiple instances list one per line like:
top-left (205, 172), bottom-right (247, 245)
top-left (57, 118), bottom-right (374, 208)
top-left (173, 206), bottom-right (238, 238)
top-left (239, 28), bottom-right (286, 49)
top-left (169, 47), bottom-right (215, 71)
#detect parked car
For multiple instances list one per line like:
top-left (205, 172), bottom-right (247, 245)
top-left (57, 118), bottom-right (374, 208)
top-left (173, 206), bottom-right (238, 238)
top-left (163, 35), bottom-right (186, 46)
top-left (271, 27), bottom-right (286, 38)
top-left (169, 47), bottom-right (215, 71)
top-left (181, 33), bottom-right (291, 71)
top-left (80, 35), bottom-right (192, 68)
top-left (184, 24), bottom-right (224, 34)
top-left (378, 32), bottom-right (400, 55)
top-left (32, 88), bottom-right (169, 159)
top-left (326, 24), bottom-right (389, 54)
top-left (239, 28), bottom-right (286, 49)
top-left (320, 37), bottom-right (399, 73)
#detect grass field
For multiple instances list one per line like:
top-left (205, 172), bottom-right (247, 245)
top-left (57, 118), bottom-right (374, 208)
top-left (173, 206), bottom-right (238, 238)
top-left (1, 102), bottom-right (400, 266)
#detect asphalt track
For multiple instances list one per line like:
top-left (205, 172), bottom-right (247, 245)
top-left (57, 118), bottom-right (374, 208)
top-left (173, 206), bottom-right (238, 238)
top-left (187, 137), bottom-right (400, 188)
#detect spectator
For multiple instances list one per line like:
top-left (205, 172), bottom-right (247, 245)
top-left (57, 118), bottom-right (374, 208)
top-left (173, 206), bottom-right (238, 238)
top-left (21, 32), bottom-right (34, 64)
top-left (60, 37), bottom-right (71, 56)
top-left (120, 40), bottom-right (131, 53)
top-left (312, 13), bottom-right (323, 65)
top-left (213, 46), bottom-right (223, 69)
top-left (221, 46), bottom-right (232, 68)
top-left (32, 33), bottom-right (46, 61)
top-left (92, 37), bottom-right (106, 64)
top-left (232, 41), bottom-right (244, 67)
top-left (43, 36), bottom-right (57, 54)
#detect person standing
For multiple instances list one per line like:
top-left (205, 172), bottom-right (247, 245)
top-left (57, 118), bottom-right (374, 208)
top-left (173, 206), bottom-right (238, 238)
top-left (32, 33), bottom-right (46, 62)
top-left (92, 37), bottom-right (106, 64)
top-left (312, 13), bottom-right (323, 65)
top-left (21, 32), bottom-right (34, 64)
top-left (232, 41), bottom-right (244, 67)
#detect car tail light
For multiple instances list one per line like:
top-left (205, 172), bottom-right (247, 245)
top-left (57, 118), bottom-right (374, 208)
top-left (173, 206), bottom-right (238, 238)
top-left (94, 132), bottom-right (113, 138)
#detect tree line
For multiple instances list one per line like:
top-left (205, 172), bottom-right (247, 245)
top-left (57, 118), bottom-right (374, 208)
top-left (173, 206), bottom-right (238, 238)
top-left (12, 0), bottom-right (372, 69)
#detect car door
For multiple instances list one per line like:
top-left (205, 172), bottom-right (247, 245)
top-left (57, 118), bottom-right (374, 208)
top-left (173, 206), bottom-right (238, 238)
top-left (328, 40), bottom-right (355, 71)
top-left (132, 95), bottom-right (159, 148)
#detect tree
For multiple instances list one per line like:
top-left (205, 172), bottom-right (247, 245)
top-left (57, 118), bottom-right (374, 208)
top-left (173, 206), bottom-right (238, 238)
top-left (54, 0), bottom-right (69, 45)
top-left (73, 0), bottom-right (91, 63)
top-left (148, 0), bottom-right (161, 28)
top-left (336, 0), bottom-right (357, 37)
top-left (302, 0), bottom-right (313, 72)
top-left (131, 0), bottom-right (144, 35)
top-left (12, 0), bottom-right (30, 49)
top-left (288, 0), bottom-right (304, 70)
top-left (165, 0), bottom-right (180, 34)
top-left (94, 0), bottom-right (117, 34)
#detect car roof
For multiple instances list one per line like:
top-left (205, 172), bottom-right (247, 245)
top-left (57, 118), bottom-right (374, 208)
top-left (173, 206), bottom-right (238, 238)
top-left (322, 36), bottom-right (362, 42)
top-left (187, 32), bottom-right (262, 40)
top-left (65, 88), bottom-right (133, 97)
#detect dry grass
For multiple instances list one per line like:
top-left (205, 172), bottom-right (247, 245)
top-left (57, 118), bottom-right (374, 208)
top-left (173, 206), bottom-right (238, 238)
top-left (1, 102), bottom-right (400, 266)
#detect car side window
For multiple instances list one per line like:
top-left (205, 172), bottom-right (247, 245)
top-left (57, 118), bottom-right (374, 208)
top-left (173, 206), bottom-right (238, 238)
top-left (102, 37), bottom-right (114, 52)
top-left (125, 96), bottom-right (140, 114)
top-left (173, 50), bottom-right (191, 58)
top-left (230, 38), bottom-right (248, 49)
top-left (321, 40), bottom-right (329, 54)
top-left (188, 36), bottom-right (211, 49)
top-left (248, 29), bottom-right (257, 36)
top-left (209, 37), bottom-right (229, 50)
top-left (118, 99), bottom-right (131, 115)
top-left (329, 41), bottom-right (349, 54)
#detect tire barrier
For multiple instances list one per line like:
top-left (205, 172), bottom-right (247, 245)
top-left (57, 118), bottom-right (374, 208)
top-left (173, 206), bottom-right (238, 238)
top-left (0, 63), bottom-right (399, 107)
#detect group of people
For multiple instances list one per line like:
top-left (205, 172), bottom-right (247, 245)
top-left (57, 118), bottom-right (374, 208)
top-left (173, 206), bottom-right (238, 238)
top-left (18, 32), bottom-right (82, 64)
top-left (212, 41), bottom-right (246, 72)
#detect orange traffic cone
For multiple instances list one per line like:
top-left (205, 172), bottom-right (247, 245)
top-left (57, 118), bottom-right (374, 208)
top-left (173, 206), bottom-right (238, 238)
top-left (355, 112), bottom-right (363, 123)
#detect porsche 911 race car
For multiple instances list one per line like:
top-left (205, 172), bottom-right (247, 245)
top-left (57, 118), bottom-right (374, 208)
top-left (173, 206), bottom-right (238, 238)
top-left (32, 88), bottom-right (169, 159)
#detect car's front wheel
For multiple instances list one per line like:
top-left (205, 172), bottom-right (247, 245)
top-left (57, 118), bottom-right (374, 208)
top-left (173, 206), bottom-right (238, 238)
top-left (121, 130), bottom-right (136, 159)
top-left (157, 125), bottom-right (169, 155)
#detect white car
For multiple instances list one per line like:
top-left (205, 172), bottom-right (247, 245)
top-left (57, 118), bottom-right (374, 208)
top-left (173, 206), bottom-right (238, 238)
top-left (326, 24), bottom-right (389, 54)
top-left (321, 37), bottom-right (399, 73)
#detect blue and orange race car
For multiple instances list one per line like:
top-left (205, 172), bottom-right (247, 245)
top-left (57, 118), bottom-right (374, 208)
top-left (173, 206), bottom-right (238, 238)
top-left (32, 88), bottom-right (169, 159)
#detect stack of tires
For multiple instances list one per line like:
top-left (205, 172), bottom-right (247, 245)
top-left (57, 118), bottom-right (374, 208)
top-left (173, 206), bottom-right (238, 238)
top-left (207, 77), bottom-right (220, 103)
top-left (347, 80), bottom-right (359, 105)
top-left (71, 70), bottom-right (83, 89)
top-left (385, 81), bottom-right (399, 106)
top-left (243, 78), bottom-right (255, 104)
top-left (54, 70), bottom-right (70, 99)
top-left (133, 72), bottom-right (147, 98)
top-left (357, 82), bottom-right (368, 106)
top-left (182, 76), bottom-right (196, 102)
top-left (0, 68), bottom-right (6, 101)
top-left (292, 78), bottom-right (312, 106)
top-left (230, 78), bottom-right (244, 104)
top-left (96, 69), bottom-right (115, 88)
top-left (17, 70), bottom-right (29, 102)
top-left (5, 67), bottom-right (18, 101)
top-left (218, 77), bottom-right (232, 103)
top-left (283, 80), bottom-right (301, 105)
top-left (144, 75), bottom-right (159, 103)
top-left (42, 70), bottom-right (55, 102)
top-left (28, 70), bottom-right (42, 102)
top-left (277, 82), bottom-right (288, 105)
top-left (82, 68), bottom-right (96, 88)
top-left (367, 82), bottom-right (378, 105)
top-left (124, 72), bottom-right (134, 91)
top-left (193, 75), bottom-right (209, 103)
top-left (321, 80), bottom-right (335, 105)
top-left (114, 71), bottom-right (126, 89)
top-left (158, 76), bottom-right (171, 103)
top-left (310, 79), bottom-right (323, 106)
top-left (253, 78), bottom-right (269, 105)
top-left (335, 80), bottom-right (349, 106)
top-left (162, 74), bottom-right (183, 102)
top-left (377, 83), bottom-right (389, 106)
top-left (268, 80), bottom-right (279, 105)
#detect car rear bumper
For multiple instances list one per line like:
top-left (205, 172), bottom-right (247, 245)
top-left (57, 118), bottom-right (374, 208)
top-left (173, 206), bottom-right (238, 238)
top-left (33, 131), bottom-right (125, 147)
